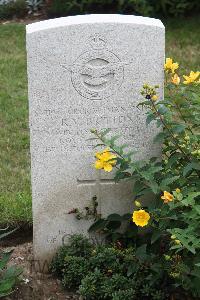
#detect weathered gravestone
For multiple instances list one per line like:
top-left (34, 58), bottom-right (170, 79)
top-left (26, 14), bottom-right (165, 263)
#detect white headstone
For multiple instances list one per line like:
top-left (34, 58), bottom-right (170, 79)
top-left (26, 14), bottom-right (165, 263)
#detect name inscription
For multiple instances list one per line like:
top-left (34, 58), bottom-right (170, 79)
top-left (32, 101), bottom-right (144, 154)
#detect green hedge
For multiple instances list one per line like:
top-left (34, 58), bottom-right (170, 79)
top-left (46, 0), bottom-right (200, 18)
top-left (0, 0), bottom-right (27, 20)
top-left (0, 0), bottom-right (199, 20)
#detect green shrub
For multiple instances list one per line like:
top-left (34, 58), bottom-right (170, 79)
top-left (46, 0), bottom-right (199, 18)
top-left (89, 246), bottom-right (124, 274)
top-left (151, 0), bottom-right (200, 17)
top-left (62, 256), bottom-right (90, 289)
top-left (112, 289), bottom-right (136, 300)
top-left (51, 235), bottom-right (167, 299)
top-left (46, 0), bottom-right (153, 18)
top-left (79, 271), bottom-right (136, 300)
top-left (50, 234), bottom-right (93, 277)
top-left (0, 0), bottom-right (27, 20)
top-left (91, 59), bottom-right (200, 298)
top-left (26, 0), bottom-right (43, 14)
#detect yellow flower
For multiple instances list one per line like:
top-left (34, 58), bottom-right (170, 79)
top-left (94, 148), bottom-right (117, 172)
top-left (161, 191), bottom-right (174, 203)
top-left (151, 95), bottom-right (158, 101)
top-left (132, 209), bottom-right (150, 227)
top-left (164, 58), bottom-right (179, 73)
top-left (175, 188), bottom-right (181, 193)
top-left (171, 73), bottom-right (180, 85)
top-left (183, 71), bottom-right (200, 84)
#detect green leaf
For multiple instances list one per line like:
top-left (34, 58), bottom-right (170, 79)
top-left (182, 192), bottom-right (200, 206)
top-left (93, 143), bottom-right (106, 148)
top-left (149, 181), bottom-right (160, 194)
top-left (183, 161), bottom-right (200, 176)
top-left (88, 219), bottom-right (107, 233)
top-left (0, 228), bottom-right (17, 240)
top-left (122, 213), bottom-right (132, 221)
top-left (3, 265), bottom-right (23, 279)
top-left (167, 153), bottom-right (182, 167)
top-left (157, 105), bottom-right (169, 115)
top-left (153, 132), bottom-right (166, 143)
top-left (109, 135), bottom-right (121, 146)
top-left (107, 214), bottom-right (122, 221)
top-left (195, 263), bottom-right (200, 267)
top-left (146, 113), bottom-right (156, 125)
top-left (106, 221), bottom-right (121, 230)
top-left (100, 128), bottom-right (111, 137)
top-left (127, 262), bottom-right (139, 277)
top-left (171, 124), bottom-right (186, 133)
top-left (135, 244), bottom-right (147, 261)
top-left (151, 229), bottom-right (162, 244)
top-left (160, 176), bottom-right (180, 190)
top-left (0, 251), bottom-right (12, 270)
top-left (133, 180), bottom-right (145, 196)
top-left (0, 278), bottom-right (15, 295)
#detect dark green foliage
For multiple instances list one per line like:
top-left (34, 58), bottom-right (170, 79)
top-left (0, 0), bottom-right (27, 20)
top-left (61, 233), bottom-right (93, 257)
top-left (46, 0), bottom-right (199, 18)
top-left (62, 256), bottom-right (90, 289)
top-left (89, 246), bottom-right (125, 274)
top-left (51, 234), bottom-right (168, 299)
top-left (91, 72), bottom-right (200, 298)
top-left (46, 0), bottom-right (153, 18)
top-left (50, 234), bottom-right (93, 277)
top-left (79, 271), bottom-right (136, 300)
top-left (151, 0), bottom-right (200, 17)
top-left (112, 289), bottom-right (136, 300)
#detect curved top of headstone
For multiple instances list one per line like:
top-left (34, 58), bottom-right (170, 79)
top-left (26, 14), bottom-right (164, 34)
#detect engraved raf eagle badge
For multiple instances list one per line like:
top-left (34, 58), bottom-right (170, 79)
top-left (70, 35), bottom-right (124, 100)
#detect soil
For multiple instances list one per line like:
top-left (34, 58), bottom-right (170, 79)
top-left (0, 227), bottom-right (80, 300)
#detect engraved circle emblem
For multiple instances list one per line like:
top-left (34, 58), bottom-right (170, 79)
top-left (71, 36), bottom-right (124, 100)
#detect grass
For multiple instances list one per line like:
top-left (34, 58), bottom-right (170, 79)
top-left (0, 17), bottom-right (199, 226)
top-left (0, 24), bottom-right (31, 225)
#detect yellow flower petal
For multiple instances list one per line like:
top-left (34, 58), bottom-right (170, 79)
top-left (94, 160), bottom-right (104, 170)
top-left (171, 74), bottom-right (180, 85)
top-left (164, 58), bottom-right (179, 73)
top-left (132, 209), bottom-right (150, 227)
top-left (183, 71), bottom-right (200, 84)
top-left (161, 191), bottom-right (174, 203)
top-left (103, 163), bottom-right (113, 172)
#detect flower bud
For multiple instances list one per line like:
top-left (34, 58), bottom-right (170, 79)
top-left (134, 200), bottom-right (141, 208)
top-left (175, 188), bottom-right (181, 193)
top-left (171, 235), bottom-right (176, 240)
top-left (185, 135), bottom-right (190, 141)
top-left (151, 95), bottom-right (158, 101)
top-left (164, 255), bottom-right (171, 261)
top-left (143, 83), bottom-right (149, 89)
top-left (90, 128), bottom-right (97, 133)
top-left (175, 239), bottom-right (181, 245)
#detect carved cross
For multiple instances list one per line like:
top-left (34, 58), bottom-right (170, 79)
top-left (77, 171), bottom-right (116, 211)
top-left (77, 172), bottom-right (115, 187)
